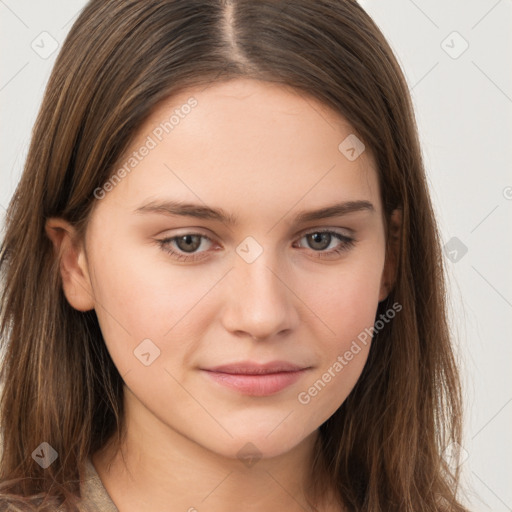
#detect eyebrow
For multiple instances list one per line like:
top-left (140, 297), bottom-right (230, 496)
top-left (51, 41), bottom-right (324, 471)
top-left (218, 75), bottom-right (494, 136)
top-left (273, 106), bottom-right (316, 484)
top-left (134, 199), bottom-right (375, 225)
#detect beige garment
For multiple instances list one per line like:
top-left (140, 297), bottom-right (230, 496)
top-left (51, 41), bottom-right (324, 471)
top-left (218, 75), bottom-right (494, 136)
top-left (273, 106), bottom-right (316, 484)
top-left (0, 457), bottom-right (119, 512)
top-left (78, 457), bottom-right (119, 512)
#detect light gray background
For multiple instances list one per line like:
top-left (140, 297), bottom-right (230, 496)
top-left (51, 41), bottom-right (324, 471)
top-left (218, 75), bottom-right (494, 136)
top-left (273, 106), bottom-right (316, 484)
top-left (1, 1), bottom-right (511, 510)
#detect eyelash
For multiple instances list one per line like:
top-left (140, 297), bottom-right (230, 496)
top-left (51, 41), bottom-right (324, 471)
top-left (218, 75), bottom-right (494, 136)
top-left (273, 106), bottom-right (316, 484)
top-left (156, 229), bottom-right (356, 262)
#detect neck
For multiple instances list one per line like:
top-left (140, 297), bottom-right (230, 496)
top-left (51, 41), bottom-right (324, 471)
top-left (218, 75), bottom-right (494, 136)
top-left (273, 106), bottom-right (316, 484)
top-left (92, 389), bottom-right (340, 512)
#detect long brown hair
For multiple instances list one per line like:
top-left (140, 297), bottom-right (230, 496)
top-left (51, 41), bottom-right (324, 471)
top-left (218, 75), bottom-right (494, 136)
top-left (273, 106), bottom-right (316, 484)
top-left (0, 0), bottom-right (469, 510)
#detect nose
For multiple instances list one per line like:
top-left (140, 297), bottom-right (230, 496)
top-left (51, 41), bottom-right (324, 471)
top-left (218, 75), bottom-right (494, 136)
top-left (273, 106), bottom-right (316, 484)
top-left (220, 251), bottom-right (299, 341)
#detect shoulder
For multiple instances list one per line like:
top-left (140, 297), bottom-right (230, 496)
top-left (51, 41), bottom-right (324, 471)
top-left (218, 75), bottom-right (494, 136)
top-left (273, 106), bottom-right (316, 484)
top-left (78, 457), bottom-right (119, 512)
top-left (0, 456), bottom-right (117, 512)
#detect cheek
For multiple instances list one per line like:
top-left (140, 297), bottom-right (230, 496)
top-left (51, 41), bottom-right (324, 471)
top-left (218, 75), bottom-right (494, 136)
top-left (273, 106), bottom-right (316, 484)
top-left (88, 241), bottom-right (221, 371)
top-left (292, 256), bottom-right (382, 418)
top-left (299, 254), bottom-right (384, 343)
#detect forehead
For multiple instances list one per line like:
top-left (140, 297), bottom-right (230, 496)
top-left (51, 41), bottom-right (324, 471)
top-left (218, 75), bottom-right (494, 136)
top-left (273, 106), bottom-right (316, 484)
top-left (94, 78), bottom-right (380, 223)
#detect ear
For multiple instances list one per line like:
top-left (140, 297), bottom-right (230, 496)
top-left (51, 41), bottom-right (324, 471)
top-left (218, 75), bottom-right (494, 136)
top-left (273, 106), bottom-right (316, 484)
top-left (45, 218), bottom-right (95, 312)
top-left (379, 208), bottom-right (402, 302)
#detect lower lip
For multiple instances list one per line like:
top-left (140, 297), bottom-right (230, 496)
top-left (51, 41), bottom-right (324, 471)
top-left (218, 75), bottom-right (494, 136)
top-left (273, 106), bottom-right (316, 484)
top-left (202, 369), bottom-right (308, 396)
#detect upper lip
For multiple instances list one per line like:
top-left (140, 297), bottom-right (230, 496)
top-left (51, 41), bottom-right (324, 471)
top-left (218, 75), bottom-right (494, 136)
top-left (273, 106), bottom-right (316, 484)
top-left (203, 361), bottom-right (309, 375)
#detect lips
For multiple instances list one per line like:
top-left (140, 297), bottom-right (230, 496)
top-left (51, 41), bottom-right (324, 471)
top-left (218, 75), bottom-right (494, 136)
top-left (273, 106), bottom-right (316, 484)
top-left (206, 361), bottom-right (307, 374)
top-left (201, 360), bottom-right (310, 396)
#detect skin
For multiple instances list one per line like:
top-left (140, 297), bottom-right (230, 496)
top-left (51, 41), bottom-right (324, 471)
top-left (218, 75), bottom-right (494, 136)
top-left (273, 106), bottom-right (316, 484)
top-left (46, 78), bottom-right (401, 512)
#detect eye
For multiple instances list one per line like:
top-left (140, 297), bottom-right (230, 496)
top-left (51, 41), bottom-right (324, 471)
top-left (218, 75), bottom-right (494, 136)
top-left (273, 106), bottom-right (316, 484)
top-left (157, 229), bottom-right (356, 263)
top-left (157, 233), bottom-right (214, 262)
top-left (294, 229), bottom-right (355, 258)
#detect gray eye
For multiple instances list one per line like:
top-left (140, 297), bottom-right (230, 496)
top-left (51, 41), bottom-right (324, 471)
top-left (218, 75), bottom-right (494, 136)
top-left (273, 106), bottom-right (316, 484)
top-left (306, 232), bottom-right (333, 251)
top-left (175, 234), bottom-right (203, 253)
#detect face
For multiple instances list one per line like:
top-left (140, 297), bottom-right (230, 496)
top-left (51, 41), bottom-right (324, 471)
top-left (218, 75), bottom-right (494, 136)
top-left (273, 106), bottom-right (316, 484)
top-left (61, 78), bottom-right (394, 460)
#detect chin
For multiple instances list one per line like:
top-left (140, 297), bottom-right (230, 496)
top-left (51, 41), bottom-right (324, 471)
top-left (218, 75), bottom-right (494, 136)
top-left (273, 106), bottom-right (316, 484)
top-left (203, 426), bottom-right (315, 463)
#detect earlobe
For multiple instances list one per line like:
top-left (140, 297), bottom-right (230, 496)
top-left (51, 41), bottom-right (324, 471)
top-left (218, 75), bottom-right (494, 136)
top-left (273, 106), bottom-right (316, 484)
top-left (378, 208), bottom-right (402, 302)
top-left (45, 218), bottom-right (95, 312)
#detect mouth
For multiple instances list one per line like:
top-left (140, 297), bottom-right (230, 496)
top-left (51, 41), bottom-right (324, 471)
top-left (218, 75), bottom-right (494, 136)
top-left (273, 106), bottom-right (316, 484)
top-left (200, 361), bottom-right (311, 396)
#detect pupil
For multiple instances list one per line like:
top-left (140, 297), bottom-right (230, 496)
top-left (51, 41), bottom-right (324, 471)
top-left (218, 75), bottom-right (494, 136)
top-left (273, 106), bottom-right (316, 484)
top-left (309, 232), bottom-right (330, 250)
top-left (177, 235), bottom-right (200, 252)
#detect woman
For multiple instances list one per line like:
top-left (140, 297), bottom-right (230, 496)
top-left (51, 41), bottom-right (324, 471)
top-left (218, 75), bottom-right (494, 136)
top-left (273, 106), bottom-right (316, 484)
top-left (0, 0), bottom-right (470, 510)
